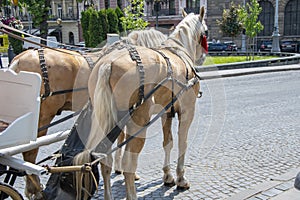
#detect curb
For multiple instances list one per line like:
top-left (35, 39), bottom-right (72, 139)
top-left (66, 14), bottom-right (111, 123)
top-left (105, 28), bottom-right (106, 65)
top-left (199, 63), bottom-right (300, 80)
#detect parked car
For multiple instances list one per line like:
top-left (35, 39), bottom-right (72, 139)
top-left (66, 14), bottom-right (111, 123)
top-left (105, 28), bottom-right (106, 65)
top-left (280, 40), bottom-right (299, 53)
top-left (259, 40), bottom-right (272, 51)
top-left (208, 42), bottom-right (227, 51)
top-left (223, 41), bottom-right (238, 51)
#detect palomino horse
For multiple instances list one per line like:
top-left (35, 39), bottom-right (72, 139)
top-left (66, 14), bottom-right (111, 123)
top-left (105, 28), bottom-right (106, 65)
top-left (74, 7), bottom-right (208, 200)
top-left (8, 29), bottom-right (167, 199)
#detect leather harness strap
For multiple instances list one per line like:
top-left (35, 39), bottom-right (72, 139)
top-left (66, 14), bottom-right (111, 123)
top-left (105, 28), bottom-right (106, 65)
top-left (38, 48), bottom-right (51, 99)
top-left (152, 49), bottom-right (176, 117)
top-left (81, 53), bottom-right (95, 69)
top-left (126, 45), bottom-right (145, 106)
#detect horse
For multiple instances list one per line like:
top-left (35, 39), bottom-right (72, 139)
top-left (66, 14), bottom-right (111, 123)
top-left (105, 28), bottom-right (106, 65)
top-left (74, 7), bottom-right (208, 200)
top-left (8, 29), bottom-right (167, 199)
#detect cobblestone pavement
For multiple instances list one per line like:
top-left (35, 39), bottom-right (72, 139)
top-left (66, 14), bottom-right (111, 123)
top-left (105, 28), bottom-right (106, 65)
top-left (91, 70), bottom-right (300, 199)
top-left (1, 63), bottom-right (300, 199)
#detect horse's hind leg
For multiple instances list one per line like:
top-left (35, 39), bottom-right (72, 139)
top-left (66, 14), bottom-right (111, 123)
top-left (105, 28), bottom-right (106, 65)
top-left (161, 113), bottom-right (175, 187)
top-left (114, 130), bottom-right (141, 180)
top-left (122, 111), bottom-right (149, 200)
top-left (114, 131), bottom-right (125, 174)
top-left (101, 154), bottom-right (113, 200)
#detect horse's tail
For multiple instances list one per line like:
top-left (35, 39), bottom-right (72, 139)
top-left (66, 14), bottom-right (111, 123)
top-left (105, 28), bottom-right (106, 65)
top-left (73, 63), bottom-right (117, 200)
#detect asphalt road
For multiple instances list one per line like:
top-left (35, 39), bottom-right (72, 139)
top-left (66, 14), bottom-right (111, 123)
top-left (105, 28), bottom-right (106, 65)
top-left (1, 68), bottom-right (300, 199)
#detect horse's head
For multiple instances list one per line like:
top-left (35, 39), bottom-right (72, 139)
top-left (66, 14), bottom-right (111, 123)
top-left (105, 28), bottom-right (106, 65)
top-left (174, 6), bottom-right (208, 66)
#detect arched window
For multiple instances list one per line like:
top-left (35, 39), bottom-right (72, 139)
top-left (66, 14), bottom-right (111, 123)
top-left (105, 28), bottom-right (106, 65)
top-left (258, 0), bottom-right (274, 36)
top-left (284, 0), bottom-right (300, 35)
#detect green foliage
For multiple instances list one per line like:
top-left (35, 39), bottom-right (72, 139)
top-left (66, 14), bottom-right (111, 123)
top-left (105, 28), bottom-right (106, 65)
top-left (8, 32), bottom-right (23, 54)
top-left (81, 8), bottom-right (93, 47)
top-left (238, 0), bottom-right (264, 60)
top-left (107, 8), bottom-right (119, 33)
top-left (120, 0), bottom-right (148, 31)
top-left (88, 9), bottom-right (101, 48)
top-left (98, 9), bottom-right (108, 42)
top-left (115, 7), bottom-right (125, 34)
top-left (22, 0), bottom-right (50, 41)
top-left (217, 2), bottom-right (243, 39)
top-left (238, 0), bottom-right (264, 38)
top-left (203, 55), bottom-right (277, 65)
top-left (81, 7), bottom-right (125, 47)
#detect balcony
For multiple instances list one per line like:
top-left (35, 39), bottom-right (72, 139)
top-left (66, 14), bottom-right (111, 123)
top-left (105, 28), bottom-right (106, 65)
top-left (18, 9), bottom-right (78, 22)
top-left (152, 8), bottom-right (176, 16)
top-left (184, 7), bottom-right (200, 14)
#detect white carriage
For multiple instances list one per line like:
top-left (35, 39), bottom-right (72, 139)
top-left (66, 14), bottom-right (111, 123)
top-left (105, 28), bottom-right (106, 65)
top-left (0, 69), bottom-right (70, 199)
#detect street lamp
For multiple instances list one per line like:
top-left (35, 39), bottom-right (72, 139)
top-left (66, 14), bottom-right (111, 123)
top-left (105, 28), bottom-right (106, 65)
top-left (271, 0), bottom-right (280, 53)
top-left (241, 0), bottom-right (246, 52)
top-left (56, 18), bottom-right (62, 43)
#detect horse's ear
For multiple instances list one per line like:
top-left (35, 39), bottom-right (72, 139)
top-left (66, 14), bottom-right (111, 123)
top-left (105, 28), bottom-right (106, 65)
top-left (182, 9), bottom-right (188, 17)
top-left (199, 6), bottom-right (205, 21)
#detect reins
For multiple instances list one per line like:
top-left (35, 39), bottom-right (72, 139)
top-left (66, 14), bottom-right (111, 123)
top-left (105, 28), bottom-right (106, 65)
top-left (38, 110), bottom-right (82, 132)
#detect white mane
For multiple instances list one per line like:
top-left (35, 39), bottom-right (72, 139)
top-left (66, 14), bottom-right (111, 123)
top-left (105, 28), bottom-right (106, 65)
top-left (124, 29), bottom-right (167, 48)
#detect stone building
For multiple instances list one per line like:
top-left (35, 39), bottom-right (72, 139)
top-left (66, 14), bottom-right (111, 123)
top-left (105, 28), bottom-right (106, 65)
top-left (207, 0), bottom-right (300, 47)
top-left (4, 0), bottom-right (299, 47)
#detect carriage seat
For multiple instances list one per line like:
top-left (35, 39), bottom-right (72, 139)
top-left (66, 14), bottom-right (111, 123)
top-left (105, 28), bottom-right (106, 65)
top-left (0, 69), bottom-right (41, 149)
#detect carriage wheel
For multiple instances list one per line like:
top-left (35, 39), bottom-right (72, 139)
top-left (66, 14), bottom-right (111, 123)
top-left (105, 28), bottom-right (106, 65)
top-left (0, 182), bottom-right (23, 200)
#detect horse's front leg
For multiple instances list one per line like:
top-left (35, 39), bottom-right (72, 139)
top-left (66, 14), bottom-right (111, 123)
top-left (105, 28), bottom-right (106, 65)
top-left (22, 127), bottom-right (49, 200)
top-left (176, 110), bottom-right (194, 190)
top-left (101, 154), bottom-right (113, 200)
top-left (161, 113), bottom-right (175, 186)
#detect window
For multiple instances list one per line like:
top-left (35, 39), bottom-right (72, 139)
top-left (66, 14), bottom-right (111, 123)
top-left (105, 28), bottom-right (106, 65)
top-left (68, 6), bottom-right (73, 18)
top-left (105, 0), bottom-right (110, 9)
top-left (57, 4), bottom-right (62, 19)
top-left (258, 0), bottom-right (274, 36)
top-left (284, 0), bottom-right (300, 35)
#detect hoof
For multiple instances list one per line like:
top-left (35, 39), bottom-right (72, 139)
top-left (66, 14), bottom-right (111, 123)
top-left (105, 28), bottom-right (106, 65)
top-left (135, 174), bottom-right (140, 181)
top-left (176, 184), bottom-right (190, 191)
top-left (164, 180), bottom-right (175, 187)
top-left (115, 170), bottom-right (122, 175)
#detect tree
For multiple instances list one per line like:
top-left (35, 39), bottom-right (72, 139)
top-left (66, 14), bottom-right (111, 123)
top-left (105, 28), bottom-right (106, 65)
top-left (115, 7), bottom-right (125, 34)
top-left (81, 8), bottom-right (92, 47)
top-left (22, 0), bottom-right (51, 45)
top-left (238, 0), bottom-right (264, 60)
top-left (120, 0), bottom-right (148, 32)
top-left (217, 2), bottom-right (243, 48)
top-left (107, 8), bottom-right (119, 34)
top-left (98, 9), bottom-right (108, 43)
top-left (88, 9), bottom-right (101, 47)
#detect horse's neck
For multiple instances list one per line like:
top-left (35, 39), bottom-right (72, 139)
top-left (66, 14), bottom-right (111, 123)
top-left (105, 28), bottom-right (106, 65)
top-left (166, 25), bottom-right (197, 62)
top-left (163, 37), bottom-right (194, 67)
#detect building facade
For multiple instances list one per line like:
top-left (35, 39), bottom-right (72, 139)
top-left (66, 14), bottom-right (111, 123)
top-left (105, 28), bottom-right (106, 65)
top-left (207, 0), bottom-right (300, 47)
top-left (1, 0), bottom-right (299, 47)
